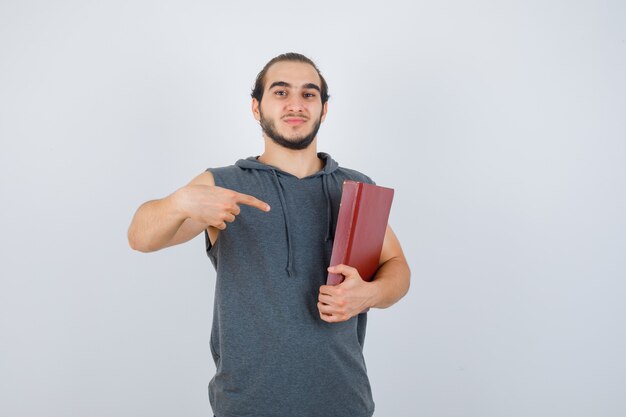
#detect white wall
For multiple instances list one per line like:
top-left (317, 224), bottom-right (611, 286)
top-left (1, 1), bottom-right (625, 416)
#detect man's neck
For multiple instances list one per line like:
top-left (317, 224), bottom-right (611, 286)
top-left (258, 138), bottom-right (324, 179)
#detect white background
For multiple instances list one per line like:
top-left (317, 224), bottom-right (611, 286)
top-left (1, 1), bottom-right (625, 416)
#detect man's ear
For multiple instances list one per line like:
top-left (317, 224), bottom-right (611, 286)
top-left (252, 98), bottom-right (260, 121)
top-left (320, 101), bottom-right (329, 122)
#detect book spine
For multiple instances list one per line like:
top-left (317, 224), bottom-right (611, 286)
top-left (326, 181), bottom-right (360, 285)
top-left (343, 183), bottom-right (363, 267)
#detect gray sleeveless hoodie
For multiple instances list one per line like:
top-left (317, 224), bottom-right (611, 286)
top-left (205, 152), bottom-right (375, 417)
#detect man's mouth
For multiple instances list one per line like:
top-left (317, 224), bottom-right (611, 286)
top-left (283, 117), bottom-right (307, 125)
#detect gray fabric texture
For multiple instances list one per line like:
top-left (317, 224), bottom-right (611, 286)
top-left (205, 152), bottom-right (376, 417)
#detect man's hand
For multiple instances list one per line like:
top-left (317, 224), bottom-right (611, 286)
top-left (317, 264), bottom-right (376, 323)
top-left (174, 184), bottom-right (270, 230)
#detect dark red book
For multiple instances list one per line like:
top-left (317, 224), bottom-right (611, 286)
top-left (326, 181), bottom-right (394, 285)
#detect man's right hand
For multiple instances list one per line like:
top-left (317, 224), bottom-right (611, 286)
top-left (174, 184), bottom-right (271, 230)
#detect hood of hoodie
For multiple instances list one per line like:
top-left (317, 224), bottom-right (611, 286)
top-left (234, 152), bottom-right (339, 177)
top-left (234, 152), bottom-right (339, 277)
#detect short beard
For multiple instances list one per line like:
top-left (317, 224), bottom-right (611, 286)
top-left (259, 109), bottom-right (322, 150)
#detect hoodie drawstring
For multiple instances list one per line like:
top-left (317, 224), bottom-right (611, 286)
top-left (270, 170), bottom-right (295, 277)
top-left (235, 153), bottom-right (340, 278)
top-left (322, 174), bottom-right (334, 242)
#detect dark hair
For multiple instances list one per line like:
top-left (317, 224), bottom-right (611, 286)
top-left (251, 52), bottom-right (330, 104)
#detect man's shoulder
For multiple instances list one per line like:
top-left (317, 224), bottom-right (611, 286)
top-left (334, 166), bottom-right (376, 185)
top-left (204, 160), bottom-right (257, 189)
top-left (205, 164), bottom-right (241, 176)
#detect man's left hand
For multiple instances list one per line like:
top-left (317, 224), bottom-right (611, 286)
top-left (318, 264), bottom-right (376, 323)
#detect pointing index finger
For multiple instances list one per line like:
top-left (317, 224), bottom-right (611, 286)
top-left (234, 192), bottom-right (271, 212)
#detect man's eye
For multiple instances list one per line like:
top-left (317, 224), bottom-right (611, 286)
top-left (304, 93), bottom-right (316, 98)
top-left (275, 90), bottom-right (286, 96)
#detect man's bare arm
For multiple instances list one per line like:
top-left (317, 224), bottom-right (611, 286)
top-left (368, 226), bottom-right (411, 309)
top-left (127, 171), bottom-right (214, 252)
top-left (127, 171), bottom-right (270, 252)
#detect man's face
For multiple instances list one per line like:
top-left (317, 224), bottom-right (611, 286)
top-left (252, 61), bottom-right (328, 150)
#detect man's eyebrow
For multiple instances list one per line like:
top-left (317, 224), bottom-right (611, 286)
top-left (268, 81), bottom-right (321, 92)
top-left (303, 83), bottom-right (321, 92)
top-left (269, 81), bottom-right (291, 90)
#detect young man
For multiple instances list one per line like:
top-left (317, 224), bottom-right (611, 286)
top-left (128, 53), bottom-right (410, 417)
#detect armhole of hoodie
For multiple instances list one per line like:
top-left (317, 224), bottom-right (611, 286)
top-left (204, 167), bottom-right (218, 255)
top-left (204, 228), bottom-right (213, 252)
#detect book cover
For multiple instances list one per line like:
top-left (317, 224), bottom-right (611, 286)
top-left (326, 181), bottom-right (394, 285)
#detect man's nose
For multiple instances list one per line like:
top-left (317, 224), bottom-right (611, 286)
top-left (285, 95), bottom-right (305, 112)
